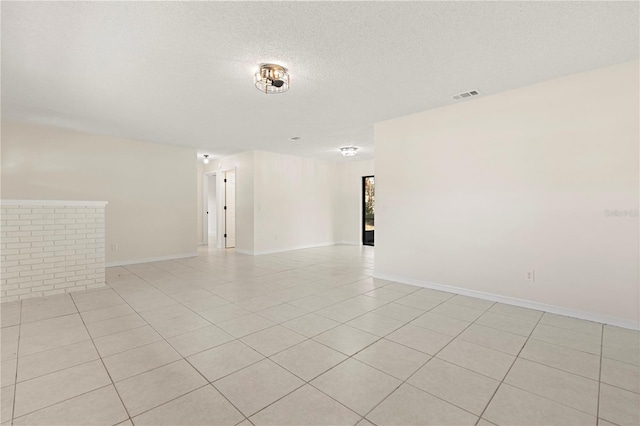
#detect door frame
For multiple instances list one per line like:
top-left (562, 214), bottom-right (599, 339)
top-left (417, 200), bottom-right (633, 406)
top-left (362, 175), bottom-right (374, 246)
top-left (202, 171), bottom-right (217, 246)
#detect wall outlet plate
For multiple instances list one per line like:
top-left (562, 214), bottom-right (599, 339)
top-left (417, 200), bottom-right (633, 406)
top-left (526, 269), bottom-right (535, 281)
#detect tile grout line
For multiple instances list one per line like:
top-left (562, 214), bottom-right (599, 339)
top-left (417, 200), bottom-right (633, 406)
top-left (210, 374), bottom-right (306, 422)
top-left (596, 323), bottom-right (604, 425)
top-left (68, 292), bottom-right (135, 426)
top-left (186, 310), bottom-right (370, 421)
top-left (9, 299), bottom-right (23, 426)
top-left (224, 346), bottom-right (358, 423)
top-left (437, 311), bottom-right (611, 419)
top-left (120, 260), bottom-right (378, 336)
top-left (352, 298), bottom-right (497, 424)
top-left (235, 293), bottom-right (459, 423)
top-left (110, 267), bottom-right (253, 425)
top-left (105, 280), bottom-right (242, 425)
top-left (139, 257), bottom-right (381, 423)
top-left (357, 305), bottom-right (602, 424)
top-left (9, 297), bottom-right (129, 421)
top-left (245, 299), bottom-right (608, 424)
top-left (134, 267), bottom-right (401, 357)
top-left (474, 310), bottom-right (545, 425)
top-left (11, 384), bottom-right (117, 424)
top-left (476, 336), bottom-right (612, 419)
top-left (123, 381), bottom-right (249, 426)
top-left (173, 284), bottom-right (423, 422)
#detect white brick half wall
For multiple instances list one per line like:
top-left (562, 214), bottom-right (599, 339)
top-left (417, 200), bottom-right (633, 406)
top-left (1, 200), bottom-right (108, 303)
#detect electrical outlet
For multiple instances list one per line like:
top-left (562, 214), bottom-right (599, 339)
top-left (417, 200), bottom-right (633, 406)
top-left (111, 243), bottom-right (118, 251)
top-left (526, 269), bottom-right (535, 282)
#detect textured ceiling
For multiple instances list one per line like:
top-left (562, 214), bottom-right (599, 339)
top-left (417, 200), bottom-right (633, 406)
top-left (2, 2), bottom-right (638, 161)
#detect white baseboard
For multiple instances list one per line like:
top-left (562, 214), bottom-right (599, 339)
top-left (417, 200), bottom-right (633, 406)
top-left (237, 242), bottom-right (343, 256)
top-left (237, 241), bottom-right (369, 255)
top-left (106, 252), bottom-right (198, 267)
top-left (373, 271), bottom-right (640, 331)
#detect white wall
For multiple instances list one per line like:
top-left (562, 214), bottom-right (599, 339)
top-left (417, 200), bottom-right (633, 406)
top-left (375, 61), bottom-right (639, 327)
top-left (337, 160), bottom-right (375, 245)
top-left (1, 121), bottom-right (198, 265)
top-left (253, 150), bottom-right (340, 254)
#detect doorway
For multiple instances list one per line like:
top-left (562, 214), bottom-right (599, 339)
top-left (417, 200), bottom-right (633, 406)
top-left (362, 175), bottom-right (375, 246)
top-left (224, 170), bottom-right (236, 248)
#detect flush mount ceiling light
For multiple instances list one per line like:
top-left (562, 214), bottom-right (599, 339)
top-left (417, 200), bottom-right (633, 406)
top-left (203, 154), bottom-right (210, 164)
top-left (340, 147), bottom-right (359, 157)
top-left (254, 63), bottom-right (290, 94)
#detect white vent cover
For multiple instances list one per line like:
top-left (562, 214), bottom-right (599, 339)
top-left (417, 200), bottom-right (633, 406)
top-left (453, 90), bottom-right (480, 100)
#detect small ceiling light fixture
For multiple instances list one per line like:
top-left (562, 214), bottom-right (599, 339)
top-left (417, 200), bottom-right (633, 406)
top-left (255, 63), bottom-right (290, 94)
top-left (340, 146), bottom-right (359, 157)
top-left (203, 154), bottom-right (210, 164)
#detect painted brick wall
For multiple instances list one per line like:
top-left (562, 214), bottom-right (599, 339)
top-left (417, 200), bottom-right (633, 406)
top-left (0, 201), bottom-right (107, 303)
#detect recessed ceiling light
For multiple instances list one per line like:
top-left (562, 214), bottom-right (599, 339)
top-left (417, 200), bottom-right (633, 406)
top-left (340, 147), bottom-right (358, 157)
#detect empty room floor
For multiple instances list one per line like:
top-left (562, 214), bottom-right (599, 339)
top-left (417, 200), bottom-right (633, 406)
top-left (1, 245), bottom-right (638, 426)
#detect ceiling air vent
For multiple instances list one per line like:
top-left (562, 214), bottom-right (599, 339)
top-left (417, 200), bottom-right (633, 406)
top-left (453, 90), bottom-right (480, 100)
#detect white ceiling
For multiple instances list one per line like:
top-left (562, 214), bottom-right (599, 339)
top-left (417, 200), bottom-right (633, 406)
top-left (2, 1), bottom-right (638, 162)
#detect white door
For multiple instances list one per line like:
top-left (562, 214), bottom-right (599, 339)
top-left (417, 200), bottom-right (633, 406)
top-left (224, 170), bottom-right (236, 248)
top-left (207, 174), bottom-right (217, 244)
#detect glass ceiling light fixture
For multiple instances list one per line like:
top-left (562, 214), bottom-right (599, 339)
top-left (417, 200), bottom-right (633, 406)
top-left (203, 154), bottom-right (210, 164)
top-left (340, 147), bottom-right (359, 157)
top-left (254, 63), bottom-right (290, 94)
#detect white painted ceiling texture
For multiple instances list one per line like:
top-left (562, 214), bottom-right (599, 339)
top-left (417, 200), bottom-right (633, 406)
top-left (2, 2), bottom-right (638, 161)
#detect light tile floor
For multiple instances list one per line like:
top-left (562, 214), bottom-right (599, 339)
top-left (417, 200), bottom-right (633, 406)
top-left (1, 245), bottom-right (639, 426)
